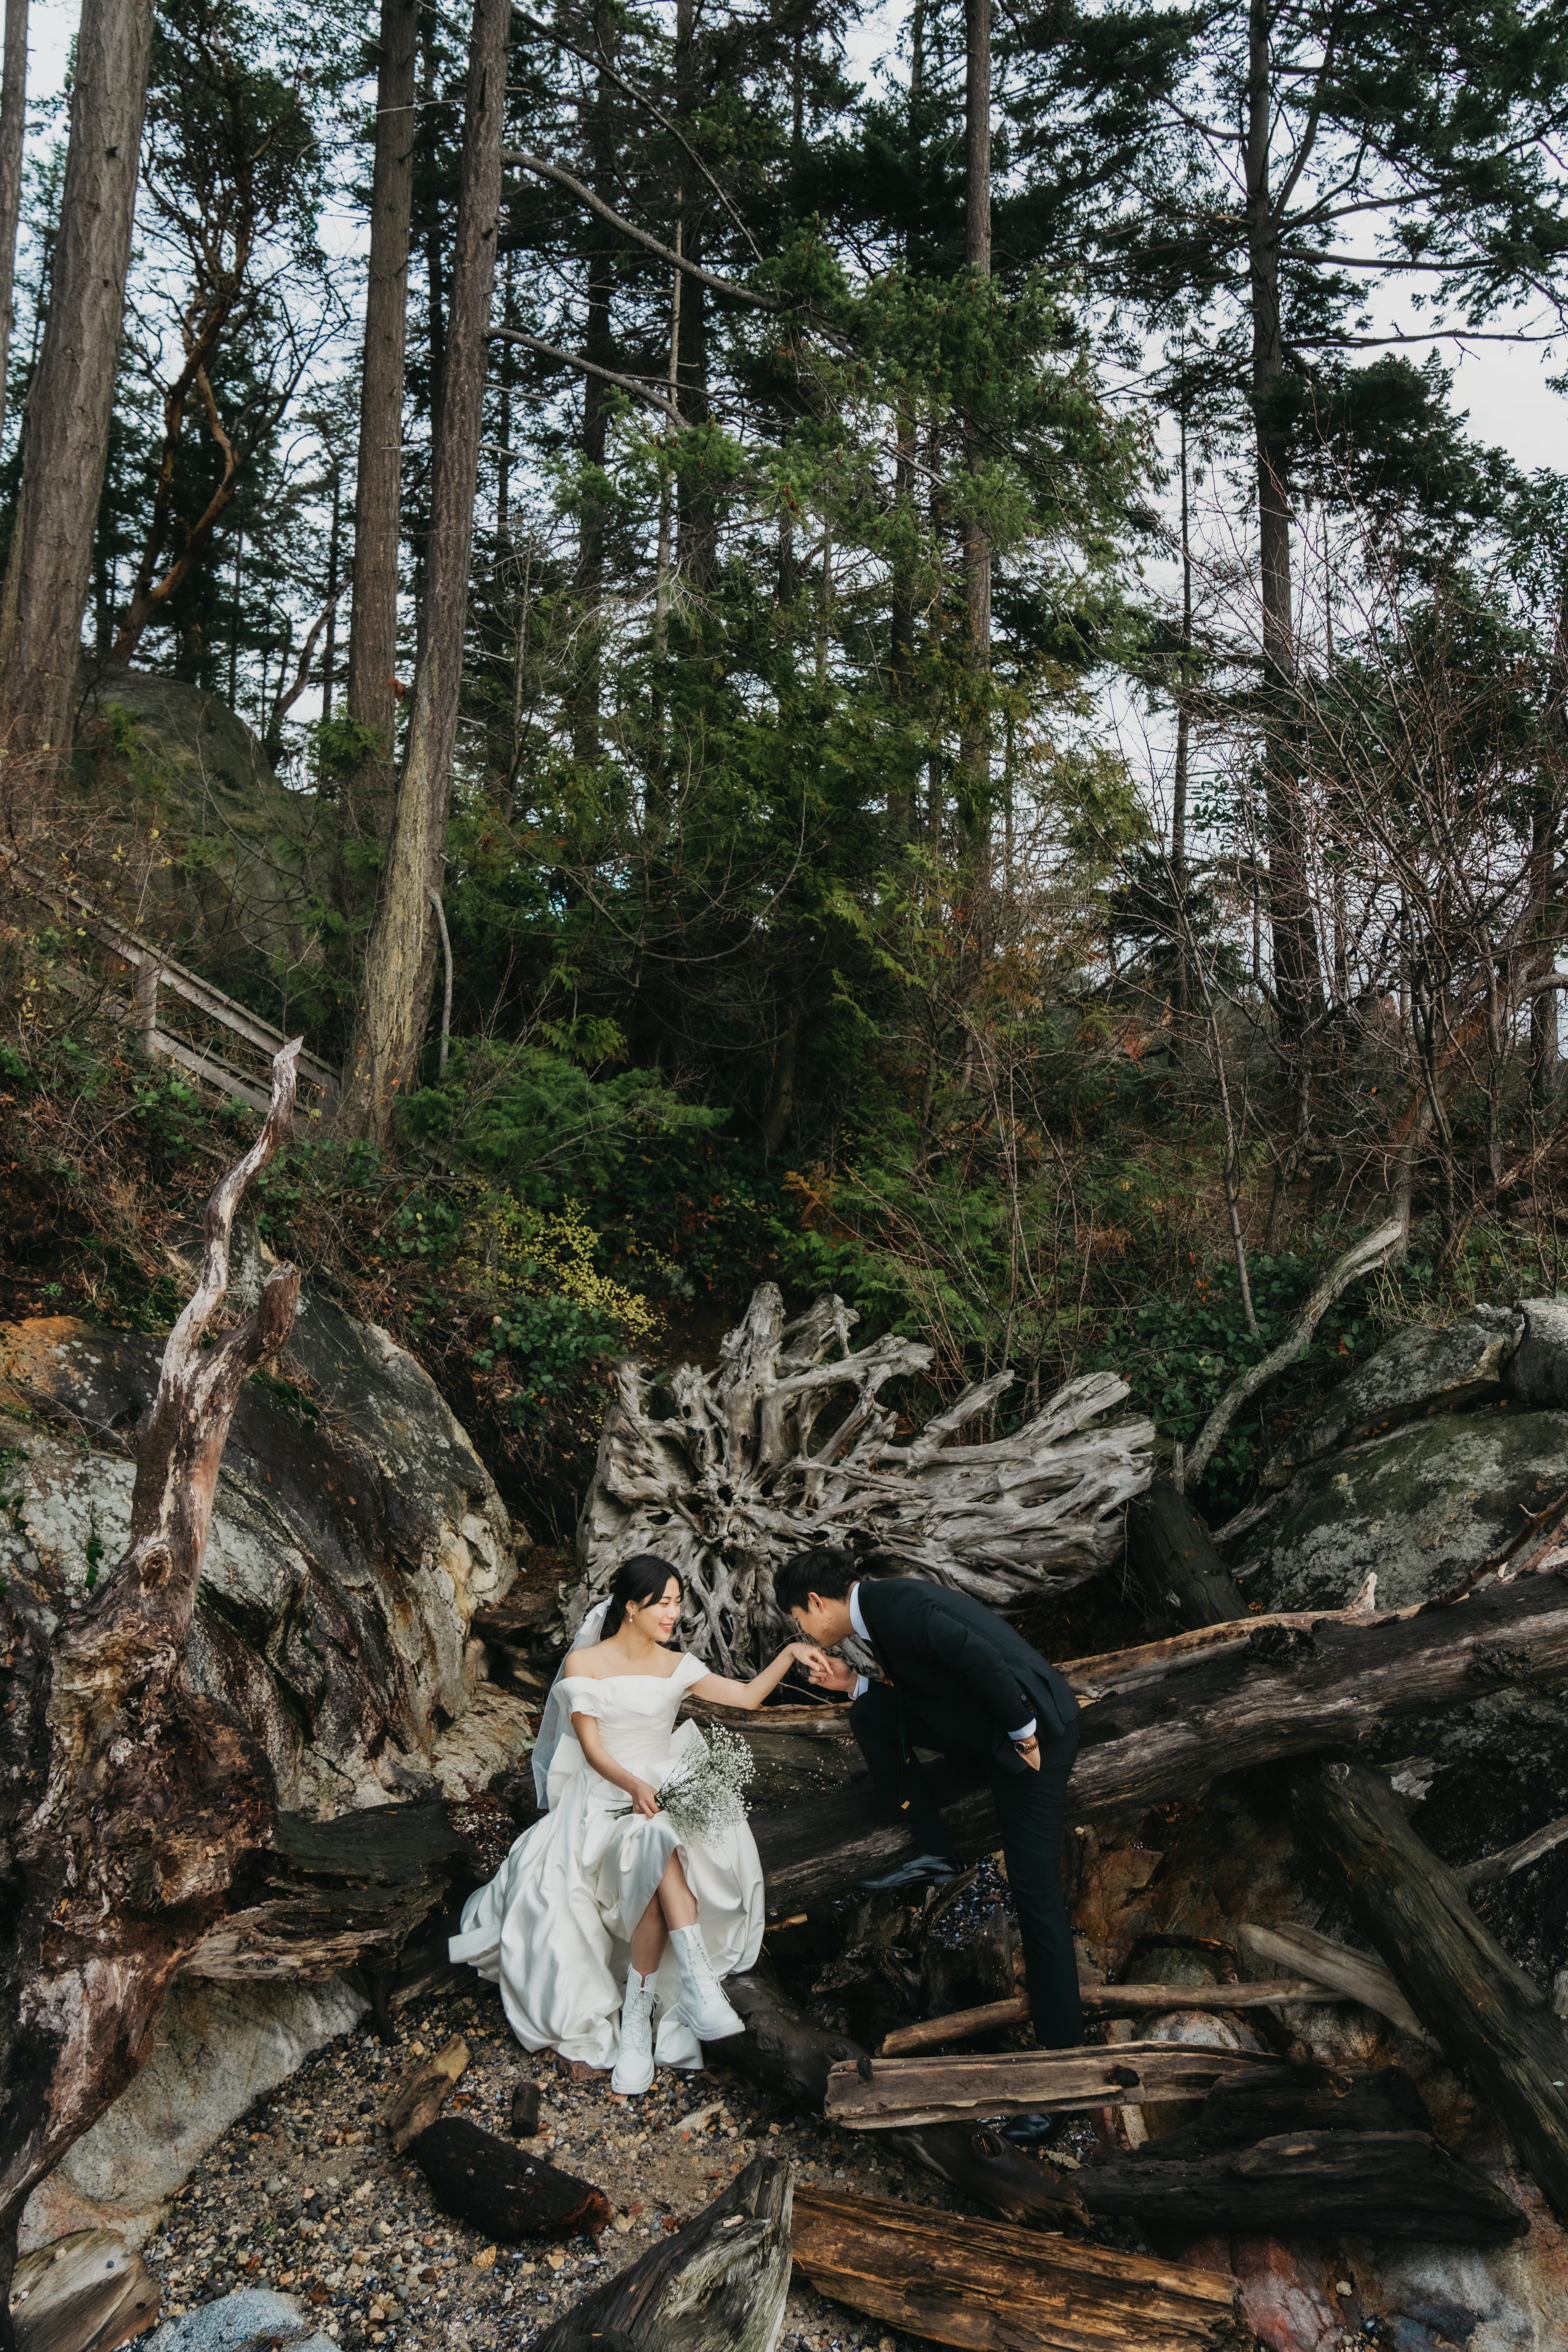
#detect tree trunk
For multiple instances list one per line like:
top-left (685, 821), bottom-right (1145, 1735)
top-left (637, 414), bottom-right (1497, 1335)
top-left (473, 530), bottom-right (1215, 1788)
top-left (1124, 1480), bottom-right (1248, 1632)
top-left (957, 0), bottom-right (992, 869)
top-left (1244, 0), bottom-right (1321, 1048)
top-left (571, 21), bottom-right (613, 766)
top-left (671, 0), bottom-right (715, 594)
top-left (0, 0), bottom-right (152, 803)
top-left (339, 0), bottom-right (508, 1142)
top-left (0, 0), bottom-right (28, 449)
top-left (1298, 1757), bottom-right (1568, 2223)
top-left (342, 0), bottom-right (419, 852)
top-left (0, 1047), bottom-right (301, 2349)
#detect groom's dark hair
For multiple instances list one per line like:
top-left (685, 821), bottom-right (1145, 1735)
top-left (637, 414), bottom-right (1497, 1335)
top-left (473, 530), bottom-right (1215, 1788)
top-left (775, 1546), bottom-right (857, 1614)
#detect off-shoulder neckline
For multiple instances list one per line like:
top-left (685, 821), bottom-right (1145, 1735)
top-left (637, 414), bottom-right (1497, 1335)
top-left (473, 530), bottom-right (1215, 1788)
top-left (559, 1665), bottom-right (691, 1685)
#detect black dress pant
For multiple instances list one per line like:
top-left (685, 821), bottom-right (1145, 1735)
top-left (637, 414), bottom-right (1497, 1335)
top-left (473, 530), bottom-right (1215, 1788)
top-left (849, 1682), bottom-right (1082, 2050)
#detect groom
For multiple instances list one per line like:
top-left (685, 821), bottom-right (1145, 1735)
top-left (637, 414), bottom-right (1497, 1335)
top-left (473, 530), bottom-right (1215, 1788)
top-left (775, 1546), bottom-right (1082, 2051)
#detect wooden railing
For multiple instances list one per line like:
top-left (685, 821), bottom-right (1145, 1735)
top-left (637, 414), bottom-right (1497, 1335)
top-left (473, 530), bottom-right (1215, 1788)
top-left (4, 849), bottom-right (340, 1116)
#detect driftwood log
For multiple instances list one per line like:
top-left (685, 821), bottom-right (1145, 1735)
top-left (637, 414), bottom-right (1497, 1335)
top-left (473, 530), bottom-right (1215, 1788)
top-left (0, 1044), bottom-right (303, 2349)
top-left (1298, 1758), bottom-right (1568, 2222)
top-left (878, 1977), bottom-right (1343, 2055)
top-left (382, 2035), bottom-right (470, 2154)
top-left (1074, 2063), bottom-right (1524, 2243)
top-left (409, 2117), bottom-right (611, 2241)
top-left (571, 1281), bottom-right (1155, 1670)
top-left (824, 2041), bottom-right (1281, 2130)
top-left (790, 2185), bottom-right (1251, 2352)
top-left (7, 2231), bottom-right (160, 2352)
top-left (530, 2154), bottom-right (792, 2352)
top-left (752, 1565), bottom-right (1568, 1911)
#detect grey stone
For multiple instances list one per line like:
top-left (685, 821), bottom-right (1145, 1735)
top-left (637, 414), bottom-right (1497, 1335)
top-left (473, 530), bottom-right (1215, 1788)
top-left (18, 1977), bottom-right (367, 2252)
top-left (143, 2289), bottom-right (335, 2352)
top-left (1501, 1297), bottom-right (1568, 1411)
top-left (1264, 1307), bottom-right (1522, 1486)
top-left (1236, 1407), bottom-right (1568, 1613)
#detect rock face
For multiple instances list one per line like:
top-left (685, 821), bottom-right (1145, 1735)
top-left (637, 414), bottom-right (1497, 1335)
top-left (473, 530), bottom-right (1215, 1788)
top-left (1262, 1305), bottom-right (1522, 1486)
top-left (0, 1274), bottom-right (521, 1814)
top-left (18, 1980), bottom-right (368, 2253)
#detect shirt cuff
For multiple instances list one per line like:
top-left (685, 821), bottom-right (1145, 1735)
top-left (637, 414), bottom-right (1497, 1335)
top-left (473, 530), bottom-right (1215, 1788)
top-left (1009, 1718), bottom-right (1037, 1743)
top-left (853, 1674), bottom-right (870, 1699)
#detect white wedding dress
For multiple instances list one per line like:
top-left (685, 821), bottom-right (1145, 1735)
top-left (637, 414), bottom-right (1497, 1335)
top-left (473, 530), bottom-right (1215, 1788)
top-left (448, 1652), bottom-right (764, 2072)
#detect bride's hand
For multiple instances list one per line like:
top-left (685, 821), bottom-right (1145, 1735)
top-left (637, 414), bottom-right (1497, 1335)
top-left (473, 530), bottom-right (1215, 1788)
top-left (629, 1778), bottom-right (662, 1819)
top-left (796, 1644), bottom-right (858, 1696)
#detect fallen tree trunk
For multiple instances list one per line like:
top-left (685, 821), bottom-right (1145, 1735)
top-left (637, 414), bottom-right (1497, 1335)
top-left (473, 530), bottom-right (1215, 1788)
top-left (753, 1567), bottom-right (1568, 1912)
top-left (790, 2185), bottom-right (1251, 2352)
top-left (1298, 1757), bottom-right (1568, 2223)
top-left (825, 2042), bottom-right (1281, 2131)
top-left (0, 1045), bottom-right (303, 2350)
top-left (531, 2153), bottom-right (791, 2352)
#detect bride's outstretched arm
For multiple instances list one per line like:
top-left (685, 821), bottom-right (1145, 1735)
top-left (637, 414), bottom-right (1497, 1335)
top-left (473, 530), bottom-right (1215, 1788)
top-left (571, 1711), bottom-right (662, 1817)
top-left (688, 1641), bottom-right (826, 1712)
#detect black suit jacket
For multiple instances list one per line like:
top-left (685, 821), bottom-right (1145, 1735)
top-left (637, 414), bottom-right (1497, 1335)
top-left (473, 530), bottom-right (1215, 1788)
top-left (853, 1577), bottom-right (1079, 1777)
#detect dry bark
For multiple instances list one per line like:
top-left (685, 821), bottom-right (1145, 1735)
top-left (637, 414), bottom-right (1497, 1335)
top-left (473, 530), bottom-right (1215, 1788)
top-left (8, 2231), bottom-right (160, 2352)
top-left (0, 0), bottom-right (152, 791)
top-left (383, 2035), bottom-right (470, 2155)
top-left (410, 2118), bottom-right (611, 2242)
top-left (1298, 1757), bottom-right (1568, 2222)
top-left (342, 0), bottom-right (419, 851)
top-left (530, 2154), bottom-right (792, 2352)
top-left (790, 2185), bottom-right (1250, 2352)
top-left (572, 1282), bottom-right (1154, 1673)
top-left (752, 1566), bottom-right (1568, 1910)
top-left (0, 0), bottom-right (27, 447)
top-left (825, 2041), bottom-right (1281, 2131)
top-left (0, 1046), bottom-right (302, 2350)
top-left (339, 0), bottom-right (508, 1141)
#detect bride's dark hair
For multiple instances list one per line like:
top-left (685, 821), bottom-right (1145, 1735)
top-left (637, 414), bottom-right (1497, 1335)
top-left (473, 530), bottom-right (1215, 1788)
top-left (601, 1554), bottom-right (684, 1638)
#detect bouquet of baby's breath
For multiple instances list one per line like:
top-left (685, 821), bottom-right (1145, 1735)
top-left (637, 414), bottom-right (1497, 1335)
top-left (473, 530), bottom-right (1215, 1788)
top-left (653, 1724), bottom-right (755, 1841)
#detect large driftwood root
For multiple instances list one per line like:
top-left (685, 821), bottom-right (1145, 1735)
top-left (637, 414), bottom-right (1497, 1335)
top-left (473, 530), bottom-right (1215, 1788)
top-left (409, 2117), bottom-right (611, 2241)
top-left (530, 2153), bottom-right (792, 2352)
top-left (0, 1044), bottom-right (304, 2351)
top-left (572, 1282), bottom-right (1154, 1671)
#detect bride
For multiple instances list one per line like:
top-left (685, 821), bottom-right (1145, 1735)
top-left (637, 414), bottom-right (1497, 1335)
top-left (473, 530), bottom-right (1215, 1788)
top-left (449, 1555), bottom-right (819, 2094)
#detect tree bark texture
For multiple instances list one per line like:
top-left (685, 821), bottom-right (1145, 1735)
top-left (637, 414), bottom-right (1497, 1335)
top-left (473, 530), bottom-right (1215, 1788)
top-left (342, 0), bottom-right (419, 851)
top-left (825, 2041), bottom-right (1279, 2131)
top-left (0, 0), bottom-right (27, 449)
top-left (751, 1567), bottom-right (1568, 1910)
top-left (572, 1283), bottom-right (1154, 1673)
top-left (958, 0), bottom-right (992, 855)
top-left (1124, 1480), bottom-right (1248, 1630)
top-left (0, 1046), bottom-right (301, 2349)
top-left (339, 0), bottom-right (508, 1142)
top-left (0, 0), bottom-right (152, 796)
top-left (1298, 1757), bottom-right (1568, 2223)
top-left (790, 2185), bottom-right (1250, 2352)
top-left (531, 2154), bottom-right (792, 2352)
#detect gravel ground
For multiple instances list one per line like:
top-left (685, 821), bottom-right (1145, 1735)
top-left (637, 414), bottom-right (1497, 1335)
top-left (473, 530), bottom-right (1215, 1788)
top-left (132, 1974), bottom-right (953, 2352)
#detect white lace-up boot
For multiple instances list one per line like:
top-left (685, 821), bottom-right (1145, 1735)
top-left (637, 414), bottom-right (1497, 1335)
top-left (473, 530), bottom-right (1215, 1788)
top-left (611, 1965), bottom-right (657, 2095)
top-left (669, 1923), bottom-right (742, 2042)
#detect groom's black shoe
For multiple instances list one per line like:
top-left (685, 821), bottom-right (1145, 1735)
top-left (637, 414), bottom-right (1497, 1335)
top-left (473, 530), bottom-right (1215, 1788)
top-left (859, 1853), bottom-right (959, 1893)
top-left (995, 2111), bottom-right (1055, 2147)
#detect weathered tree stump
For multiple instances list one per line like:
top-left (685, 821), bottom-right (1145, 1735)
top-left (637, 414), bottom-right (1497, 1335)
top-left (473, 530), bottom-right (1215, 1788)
top-left (530, 2154), bottom-right (792, 2352)
top-left (0, 1045), bottom-right (303, 2350)
top-left (1298, 1757), bottom-right (1568, 2222)
top-left (572, 1283), bottom-right (1155, 1671)
top-left (409, 2116), bottom-right (610, 2240)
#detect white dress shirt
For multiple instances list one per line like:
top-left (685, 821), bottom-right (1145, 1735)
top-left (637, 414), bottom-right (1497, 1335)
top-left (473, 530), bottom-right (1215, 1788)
top-left (846, 1582), bottom-right (1036, 1742)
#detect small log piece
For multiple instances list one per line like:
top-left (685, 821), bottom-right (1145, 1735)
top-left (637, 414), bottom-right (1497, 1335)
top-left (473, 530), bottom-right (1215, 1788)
top-left (877, 1978), bottom-right (1343, 2056)
top-left (1125, 1481), bottom-right (1249, 1632)
top-left (510, 2081), bottom-right (541, 2138)
top-left (752, 1566), bottom-right (1568, 1912)
top-left (790, 2185), bottom-right (1250, 2352)
top-left (884, 2122), bottom-right (1085, 2229)
top-left (1298, 1757), bottom-right (1568, 2222)
top-left (530, 2154), bottom-right (792, 2352)
top-left (383, 2035), bottom-right (469, 2154)
top-left (1238, 1920), bottom-right (1431, 2044)
top-left (410, 2118), bottom-right (610, 2241)
top-left (7, 2233), bottom-right (159, 2352)
top-left (826, 2042), bottom-right (1281, 2131)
